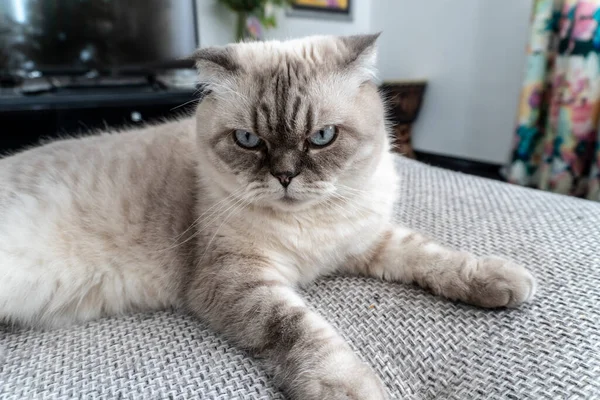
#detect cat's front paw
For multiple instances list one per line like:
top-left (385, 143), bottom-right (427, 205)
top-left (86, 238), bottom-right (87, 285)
top-left (465, 256), bottom-right (536, 308)
top-left (299, 359), bottom-right (388, 400)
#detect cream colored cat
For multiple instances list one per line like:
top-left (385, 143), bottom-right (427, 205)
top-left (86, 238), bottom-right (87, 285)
top-left (0, 34), bottom-right (535, 399)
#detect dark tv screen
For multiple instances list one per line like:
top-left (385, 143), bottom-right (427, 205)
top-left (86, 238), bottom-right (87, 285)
top-left (0, 0), bottom-right (198, 74)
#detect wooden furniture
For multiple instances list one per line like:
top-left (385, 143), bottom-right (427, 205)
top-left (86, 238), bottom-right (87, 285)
top-left (380, 80), bottom-right (427, 158)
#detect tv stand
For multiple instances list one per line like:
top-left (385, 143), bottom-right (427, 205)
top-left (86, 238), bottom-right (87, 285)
top-left (0, 85), bottom-right (200, 154)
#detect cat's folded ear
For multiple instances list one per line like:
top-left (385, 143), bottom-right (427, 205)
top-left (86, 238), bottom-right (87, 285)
top-left (188, 46), bottom-right (240, 86)
top-left (339, 33), bottom-right (381, 82)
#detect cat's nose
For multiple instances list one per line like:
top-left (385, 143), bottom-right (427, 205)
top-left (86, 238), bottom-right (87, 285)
top-left (271, 171), bottom-right (297, 188)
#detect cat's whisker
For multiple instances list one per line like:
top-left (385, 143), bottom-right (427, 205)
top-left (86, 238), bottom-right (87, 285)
top-left (320, 200), bottom-right (368, 238)
top-left (327, 192), bottom-right (380, 226)
top-left (197, 193), bottom-right (253, 263)
top-left (331, 193), bottom-right (400, 242)
top-left (170, 98), bottom-right (202, 111)
top-left (335, 183), bottom-right (391, 197)
top-left (331, 192), bottom-right (379, 217)
top-left (203, 81), bottom-right (252, 107)
top-left (333, 185), bottom-right (392, 208)
top-left (166, 187), bottom-right (245, 247)
top-left (158, 189), bottom-right (251, 254)
top-left (187, 187), bottom-right (247, 226)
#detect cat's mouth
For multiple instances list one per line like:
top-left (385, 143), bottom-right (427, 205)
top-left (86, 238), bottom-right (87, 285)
top-left (261, 185), bottom-right (329, 211)
top-left (271, 186), bottom-right (331, 210)
top-left (281, 193), bottom-right (302, 203)
top-left (272, 192), bottom-right (315, 211)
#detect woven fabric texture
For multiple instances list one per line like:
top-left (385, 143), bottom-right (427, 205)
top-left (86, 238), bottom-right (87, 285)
top-left (1, 156), bottom-right (599, 399)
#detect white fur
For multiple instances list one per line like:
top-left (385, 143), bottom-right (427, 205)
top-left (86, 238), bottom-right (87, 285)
top-left (0, 122), bottom-right (193, 327)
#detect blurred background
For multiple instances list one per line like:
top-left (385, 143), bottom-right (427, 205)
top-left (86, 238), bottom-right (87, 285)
top-left (2, 0), bottom-right (600, 200)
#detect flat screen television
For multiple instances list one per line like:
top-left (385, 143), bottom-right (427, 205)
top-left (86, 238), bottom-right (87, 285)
top-left (0, 0), bottom-right (198, 75)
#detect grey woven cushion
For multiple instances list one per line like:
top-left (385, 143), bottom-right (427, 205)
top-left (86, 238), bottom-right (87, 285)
top-left (1, 156), bottom-right (599, 399)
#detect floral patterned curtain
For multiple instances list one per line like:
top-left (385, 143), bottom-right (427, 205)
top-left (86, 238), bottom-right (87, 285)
top-left (508, 0), bottom-right (600, 200)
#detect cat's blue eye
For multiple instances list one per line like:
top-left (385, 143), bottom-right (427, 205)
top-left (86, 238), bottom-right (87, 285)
top-left (234, 129), bottom-right (262, 149)
top-left (309, 125), bottom-right (337, 147)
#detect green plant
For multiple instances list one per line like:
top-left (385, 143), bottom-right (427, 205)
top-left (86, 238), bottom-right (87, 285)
top-left (216, 0), bottom-right (294, 41)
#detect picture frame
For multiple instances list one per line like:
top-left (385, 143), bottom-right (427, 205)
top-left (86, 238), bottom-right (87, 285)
top-left (287, 0), bottom-right (352, 22)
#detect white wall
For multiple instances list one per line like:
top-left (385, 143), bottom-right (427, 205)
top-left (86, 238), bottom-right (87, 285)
top-left (468, 1), bottom-right (533, 164)
top-left (264, 0), bottom-right (371, 40)
top-left (196, 0), bottom-right (371, 47)
top-left (371, 0), bottom-right (533, 164)
top-left (195, 0), bottom-right (237, 47)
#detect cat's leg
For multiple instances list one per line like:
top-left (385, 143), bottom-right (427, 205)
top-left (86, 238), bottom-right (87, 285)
top-left (346, 225), bottom-right (536, 308)
top-left (185, 253), bottom-right (388, 400)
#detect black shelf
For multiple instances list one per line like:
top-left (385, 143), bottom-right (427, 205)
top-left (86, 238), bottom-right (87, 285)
top-left (0, 85), bottom-right (198, 111)
top-left (0, 86), bottom-right (200, 154)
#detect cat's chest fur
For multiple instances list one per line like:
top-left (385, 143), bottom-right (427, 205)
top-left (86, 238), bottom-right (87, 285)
top-left (231, 196), bottom-right (393, 284)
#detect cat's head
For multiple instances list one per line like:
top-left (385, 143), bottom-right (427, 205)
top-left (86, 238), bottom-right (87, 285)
top-left (193, 34), bottom-right (389, 211)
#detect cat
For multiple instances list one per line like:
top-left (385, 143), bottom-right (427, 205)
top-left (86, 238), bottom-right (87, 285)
top-left (0, 34), bottom-right (536, 399)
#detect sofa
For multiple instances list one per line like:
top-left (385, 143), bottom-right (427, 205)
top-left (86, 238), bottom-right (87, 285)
top-left (1, 156), bottom-right (598, 399)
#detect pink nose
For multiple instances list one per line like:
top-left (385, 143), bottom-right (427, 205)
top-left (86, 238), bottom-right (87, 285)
top-left (271, 171), bottom-right (295, 188)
